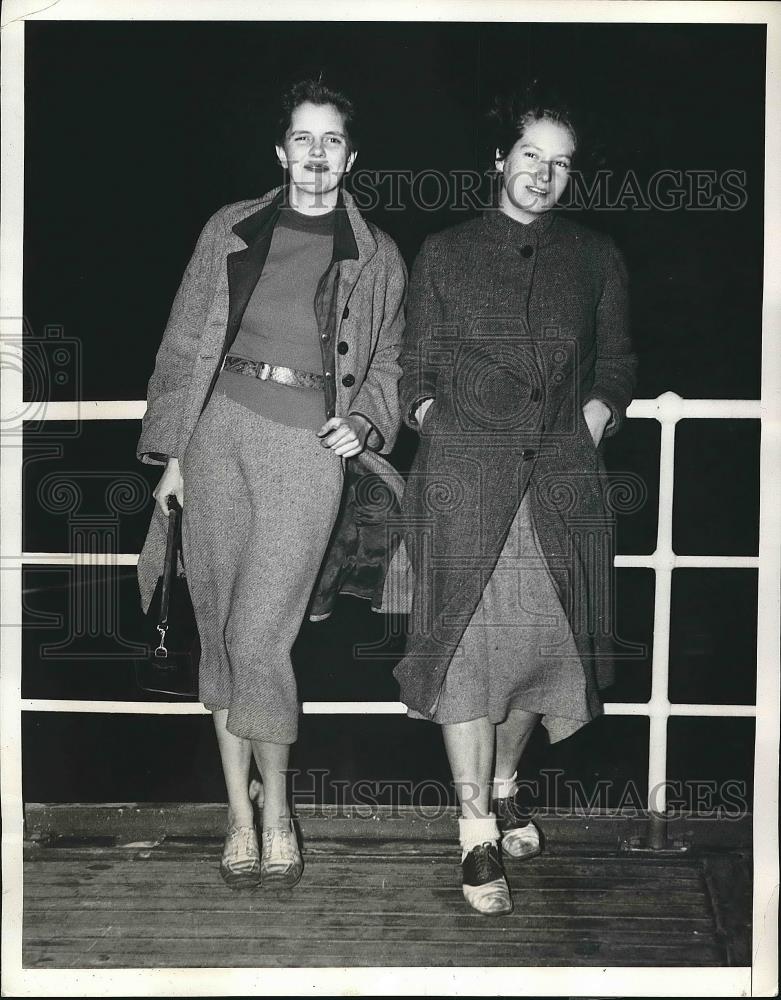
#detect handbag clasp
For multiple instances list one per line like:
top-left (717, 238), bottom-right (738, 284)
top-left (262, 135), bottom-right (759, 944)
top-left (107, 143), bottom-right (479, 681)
top-left (155, 624), bottom-right (169, 659)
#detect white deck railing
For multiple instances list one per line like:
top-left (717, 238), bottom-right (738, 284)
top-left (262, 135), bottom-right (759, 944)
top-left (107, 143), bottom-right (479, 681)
top-left (9, 392), bottom-right (762, 815)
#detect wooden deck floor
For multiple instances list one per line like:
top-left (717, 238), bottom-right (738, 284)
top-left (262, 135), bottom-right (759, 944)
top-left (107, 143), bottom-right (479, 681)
top-left (23, 837), bottom-right (750, 968)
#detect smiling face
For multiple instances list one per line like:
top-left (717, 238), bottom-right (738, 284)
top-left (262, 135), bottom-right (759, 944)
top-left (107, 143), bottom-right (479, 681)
top-left (275, 101), bottom-right (357, 213)
top-left (496, 117), bottom-right (575, 224)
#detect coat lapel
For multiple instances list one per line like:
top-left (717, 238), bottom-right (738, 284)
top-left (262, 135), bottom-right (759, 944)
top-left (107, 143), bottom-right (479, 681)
top-left (227, 187), bottom-right (288, 334)
top-left (310, 189), bottom-right (377, 417)
top-left (200, 188), bottom-right (285, 414)
top-left (334, 189), bottom-right (377, 312)
top-left (316, 189), bottom-right (379, 323)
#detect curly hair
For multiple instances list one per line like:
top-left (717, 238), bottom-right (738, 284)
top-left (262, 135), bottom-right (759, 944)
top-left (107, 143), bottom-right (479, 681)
top-left (487, 80), bottom-right (580, 162)
top-left (277, 77), bottom-right (358, 151)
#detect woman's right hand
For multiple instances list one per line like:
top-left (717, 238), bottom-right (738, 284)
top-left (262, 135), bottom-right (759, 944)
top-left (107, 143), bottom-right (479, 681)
top-left (153, 456), bottom-right (184, 516)
top-left (415, 398), bottom-right (434, 427)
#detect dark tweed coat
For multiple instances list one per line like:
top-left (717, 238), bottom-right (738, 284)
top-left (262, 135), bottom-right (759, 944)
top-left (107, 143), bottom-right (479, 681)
top-left (136, 187), bottom-right (412, 620)
top-left (392, 207), bottom-right (637, 718)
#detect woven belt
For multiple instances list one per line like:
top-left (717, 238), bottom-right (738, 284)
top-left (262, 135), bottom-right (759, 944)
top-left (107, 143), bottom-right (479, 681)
top-left (222, 355), bottom-right (325, 391)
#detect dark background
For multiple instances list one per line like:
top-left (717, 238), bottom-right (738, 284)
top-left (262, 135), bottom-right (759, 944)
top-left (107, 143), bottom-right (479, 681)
top-left (22, 21), bottom-right (762, 811)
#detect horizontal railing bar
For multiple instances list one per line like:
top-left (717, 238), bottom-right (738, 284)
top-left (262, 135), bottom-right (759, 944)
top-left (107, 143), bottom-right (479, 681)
top-left (21, 400), bottom-right (147, 420)
top-left (17, 552), bottom-right (760, 568)
top-left (21, 396), bottom-right (762, 423)
top-left (665, 555), bottom-right (759, 568)
top-left (20, 700), bottom-right (210, 715)
top-left (626, 396), bottom-right (761, 420)
top-left (19, 699), bottom-right (756, 718)
top-left (304, 701), bottom-right (407, 715)
top-left (669, 703), bottom-right (757, 718)
top-left (17, 553), bottom-right (139, 565)
top-left (613, 554), bottom-right (758, 569)
top-left (605, 702), bottom-right (754, 719)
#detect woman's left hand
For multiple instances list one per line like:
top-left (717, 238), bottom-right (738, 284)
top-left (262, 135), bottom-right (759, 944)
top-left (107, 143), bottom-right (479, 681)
top-left (317, 414), bottom-right (371, 458)
top-left (582, 398), bottom-right (612, 447)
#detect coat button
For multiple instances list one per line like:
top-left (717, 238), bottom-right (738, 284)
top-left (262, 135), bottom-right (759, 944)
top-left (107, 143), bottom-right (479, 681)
top-left (522, 449), bottom-right (536, 461)
top-left (337, 341), bottom-right (349, 355)
top-left (320, 333), bottom-right (328, 342)
top-left (521, 245), bottom-right (534, 258)
top-left (343, 305), bottom-right (350, 319)
top-left (342, 374), bottom-right (355, 387)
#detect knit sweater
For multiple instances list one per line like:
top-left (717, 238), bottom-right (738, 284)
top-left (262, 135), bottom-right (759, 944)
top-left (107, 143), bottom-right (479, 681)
top-left (215, 205), bottom-right (335, 430)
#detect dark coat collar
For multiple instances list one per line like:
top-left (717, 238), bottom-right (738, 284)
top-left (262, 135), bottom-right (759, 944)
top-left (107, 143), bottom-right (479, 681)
top-left (481, 205), bottom-right (558, 246)
top-left (232, 185), bottom-right (360, 263)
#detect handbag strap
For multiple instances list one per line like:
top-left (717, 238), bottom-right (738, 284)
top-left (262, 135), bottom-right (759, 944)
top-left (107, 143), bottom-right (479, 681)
top-left (155, 495), bottom-right (182, 656)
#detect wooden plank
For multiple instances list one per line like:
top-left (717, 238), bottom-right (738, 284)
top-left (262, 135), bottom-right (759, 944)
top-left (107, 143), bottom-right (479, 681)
top-left (23, 935), bottom-right (724, 961)
top-left (25, 914), bottom-right (715, 943)
top-left (26, 877), bottom-right (711, 914)
top-left (701, 852), bottom-right (752, 966)
top-left (22, 859), bottom-right (709, 891)
top-left (24, 803), bottom-right (753, 848)
top-left (24, 908), bottom-right (719, 941)
top-left (25, 897), bottom-right (714, 921)
top-left (23, 925), bottom-right (717, 947)
top-left (24, 910), bottom-right (716, 933)
top-left (23, 857), bottom-right (705, 882)
top-left (22, 938), bottom-right (726, 969)
top-left (23, 853), bottom-right (709, 879)
top-left (22, 859), bottom-right (708, 888)
top-left (24, 877), bottom-right (707, 897)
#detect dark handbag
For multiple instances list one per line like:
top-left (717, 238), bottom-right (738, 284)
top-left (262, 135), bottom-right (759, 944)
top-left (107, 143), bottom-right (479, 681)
top-left (134, 495), bottom-right (201, 698)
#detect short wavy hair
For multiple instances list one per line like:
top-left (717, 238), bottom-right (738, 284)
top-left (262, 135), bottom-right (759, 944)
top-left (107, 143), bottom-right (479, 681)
top-left (277, 77), bottom-right (358, 151)
top-left (487, 80), bottom-right (580, 163)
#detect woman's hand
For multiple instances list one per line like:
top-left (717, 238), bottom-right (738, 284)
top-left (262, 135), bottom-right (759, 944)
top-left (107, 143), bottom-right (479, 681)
top-left (317, 415), bottom-right (371, 458)
top-left (582, 398), bottom-right (612, 447)
top-left (153, 456), bottom-right (184, 516)
top-left (415, 398), bottom-right (434, 427)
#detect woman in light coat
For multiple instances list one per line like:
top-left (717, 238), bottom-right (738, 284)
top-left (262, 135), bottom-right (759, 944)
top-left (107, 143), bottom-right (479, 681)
top-left (137, 79), bottom-right (407, 890)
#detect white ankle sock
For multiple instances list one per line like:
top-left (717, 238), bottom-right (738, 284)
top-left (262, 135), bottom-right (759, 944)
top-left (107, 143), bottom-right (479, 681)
top-left (458, 814), bottom-right (500, 857)
top-left (492, 772), bottom-right (518, 800)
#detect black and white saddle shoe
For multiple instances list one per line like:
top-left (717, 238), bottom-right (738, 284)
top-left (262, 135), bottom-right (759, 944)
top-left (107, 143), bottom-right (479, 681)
top-left (493, 795), bottom-right (543, 860)
top-left (461, 841), bottom-right (513, 915)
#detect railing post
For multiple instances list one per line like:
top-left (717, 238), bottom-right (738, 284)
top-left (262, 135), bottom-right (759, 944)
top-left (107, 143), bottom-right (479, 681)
top-left (647, 811), bottom-right (670, 852)
top-left (643, 392), bottom-right (679, 850)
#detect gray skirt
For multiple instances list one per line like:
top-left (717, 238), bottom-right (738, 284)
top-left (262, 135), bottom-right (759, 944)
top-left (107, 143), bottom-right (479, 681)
top-left (409, 489), bottom-right (593, 743)
top-left (180, 388), bottom-right (344, 743)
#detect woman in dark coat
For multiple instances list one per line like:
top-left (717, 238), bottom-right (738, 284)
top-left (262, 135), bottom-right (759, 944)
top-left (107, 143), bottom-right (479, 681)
top-left (393, 89), bottom-right (637, 915)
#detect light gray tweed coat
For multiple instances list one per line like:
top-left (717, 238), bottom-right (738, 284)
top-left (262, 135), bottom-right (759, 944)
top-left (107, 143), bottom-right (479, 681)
top-left (136, 186), bottom-right (413, 617)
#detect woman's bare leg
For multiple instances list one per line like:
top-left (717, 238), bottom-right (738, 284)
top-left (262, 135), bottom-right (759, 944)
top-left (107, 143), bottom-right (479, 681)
top-left (442, 716), bottom-right (495, 817)
top-left (212, 709), bottom-right (254, 828)
top-left (494, 708), bottom-right (540, 781)
top-left (493, 709), bottom-right (543, 859)
top-left (251, 740), bottom-right (291, 831)
top-left (442, 716), bottom-right (512, 914)
top-left (251, 738), bottom-right (303, 888)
